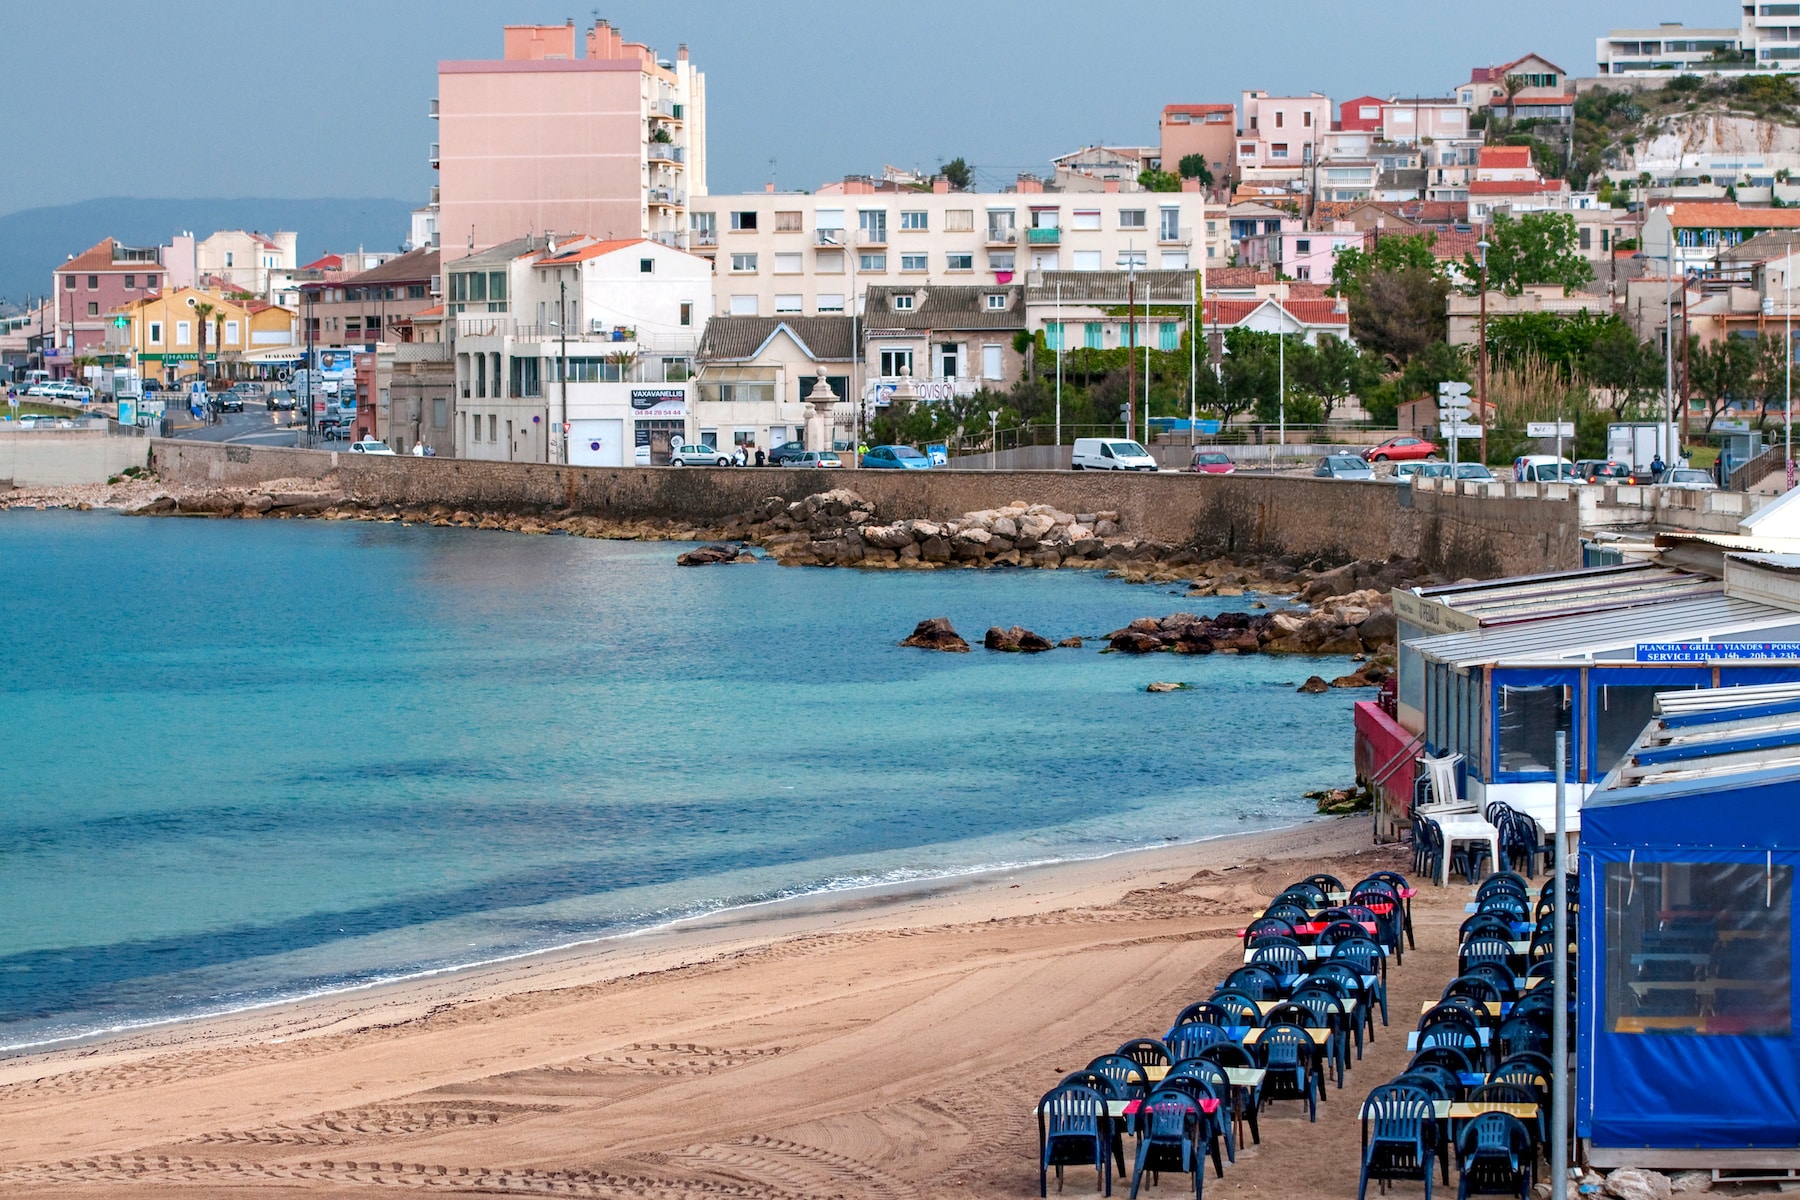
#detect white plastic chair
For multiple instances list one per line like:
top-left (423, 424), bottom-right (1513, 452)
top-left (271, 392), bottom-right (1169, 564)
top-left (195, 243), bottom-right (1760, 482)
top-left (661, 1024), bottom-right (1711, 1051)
top-left (1415, 752), bottom-right (1473, 814)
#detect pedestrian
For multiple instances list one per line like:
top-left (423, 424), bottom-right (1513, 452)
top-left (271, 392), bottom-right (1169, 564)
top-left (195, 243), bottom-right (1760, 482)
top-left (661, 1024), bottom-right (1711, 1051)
top-left (412, 440), bottom-right (426, 457)
top-left (1651, 453), bottom-right (1666, 477)
top-left (734, 443), bottom-right (747, 467)
top-left (754, 443), bottom-right (766, 467)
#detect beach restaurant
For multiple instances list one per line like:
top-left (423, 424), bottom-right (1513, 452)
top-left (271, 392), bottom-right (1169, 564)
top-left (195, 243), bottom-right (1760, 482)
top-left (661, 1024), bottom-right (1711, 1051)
top-left (1578, 685), bottom-right (1800, 1170)
top-left (1360, 556), bottom-right (1800, 837)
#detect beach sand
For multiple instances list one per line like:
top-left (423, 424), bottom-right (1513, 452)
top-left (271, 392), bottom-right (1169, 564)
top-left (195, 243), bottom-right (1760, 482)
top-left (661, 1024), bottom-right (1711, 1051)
top-left (0, 816), bottom-right (1473, 1198)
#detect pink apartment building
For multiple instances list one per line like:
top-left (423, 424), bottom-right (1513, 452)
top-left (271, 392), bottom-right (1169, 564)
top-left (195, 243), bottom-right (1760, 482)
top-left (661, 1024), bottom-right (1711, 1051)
top-left (434, 20), bottom-right (707, 263)
top-left (50, 238), bottom-right (164, 376)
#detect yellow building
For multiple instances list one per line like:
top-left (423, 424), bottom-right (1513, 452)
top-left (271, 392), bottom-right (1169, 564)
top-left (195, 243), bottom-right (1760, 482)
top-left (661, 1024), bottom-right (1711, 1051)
top-left (105, 288), bottom-right (293, 382)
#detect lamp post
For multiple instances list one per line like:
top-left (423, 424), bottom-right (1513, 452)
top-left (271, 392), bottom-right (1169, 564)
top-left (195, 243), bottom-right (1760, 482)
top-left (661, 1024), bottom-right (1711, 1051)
top-left (989, 408), bottom-right (1000, 470)
top-left (1477, 237), bottom-right (1490, 468)
top-left (557, 277), bottom-right (570, 465)
top-left (1666, 234), bottom-right (1677, 468)
top-left (1125, 246), bottom-right (1137, 440)
top-left (1788, 254), bottom-right (1794, 489)
top-left (1277, 276), bottom-right (1287, 448)
top-left (1054, 276), bottom-right (1062, 453)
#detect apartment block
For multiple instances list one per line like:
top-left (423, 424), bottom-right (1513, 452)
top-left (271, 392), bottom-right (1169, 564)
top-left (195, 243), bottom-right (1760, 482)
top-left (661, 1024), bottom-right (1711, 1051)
top-left (49, 238), bottom-right (165, 376)
top-left (1235, 92), bottom-right (1331, 183)
top-left (687, 184), bottom-right (1205, 322)
top-left (1597, 8), bottom-right (1800, 75)
top-left (1159, 104), bottom-right (1236, 183)
top-left (434, 19), bottom-right (706, 261)
top-left (297, 249), bottom-right (441, 351)
top-left (166, 230), bottom-right (298, 297)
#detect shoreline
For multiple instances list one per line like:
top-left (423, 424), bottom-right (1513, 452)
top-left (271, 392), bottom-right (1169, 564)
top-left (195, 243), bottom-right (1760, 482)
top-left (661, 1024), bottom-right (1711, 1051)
top-left (0, 816), bottom-right (1357, 1082)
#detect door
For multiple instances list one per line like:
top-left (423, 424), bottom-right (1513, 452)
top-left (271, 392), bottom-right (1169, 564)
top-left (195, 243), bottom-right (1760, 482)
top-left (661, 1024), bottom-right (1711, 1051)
top-left (983, 344), bottom-right (1004, 381)
top-left (937, 343), bottom-right (961, 379)
top-left (569, 419), bottom-right (624, 466)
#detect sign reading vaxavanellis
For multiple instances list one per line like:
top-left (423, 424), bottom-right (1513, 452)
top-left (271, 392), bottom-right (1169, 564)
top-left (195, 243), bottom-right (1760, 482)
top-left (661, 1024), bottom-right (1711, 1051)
top-left (630, 388), bottom-right (685, 416)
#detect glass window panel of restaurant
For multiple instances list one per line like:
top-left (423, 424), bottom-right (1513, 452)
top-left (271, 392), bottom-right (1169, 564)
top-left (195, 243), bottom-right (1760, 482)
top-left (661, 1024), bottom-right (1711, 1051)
top-left (1496, 679), bottom-right (1574, 776)
top-left (1591, 680), bottom-right (1706, 779)
top-left (1604, 860), bottom-right (1791, 1036)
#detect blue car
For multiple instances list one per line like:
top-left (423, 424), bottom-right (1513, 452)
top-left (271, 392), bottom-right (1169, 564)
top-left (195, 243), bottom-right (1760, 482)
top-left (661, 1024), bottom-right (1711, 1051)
top-left (861, 444), bottom-right (932, 469)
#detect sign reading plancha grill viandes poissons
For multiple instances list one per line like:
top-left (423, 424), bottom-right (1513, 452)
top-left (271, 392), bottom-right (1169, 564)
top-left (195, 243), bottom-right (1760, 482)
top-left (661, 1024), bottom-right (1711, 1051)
top-left (1635, 642), bottom-right (1800, 662)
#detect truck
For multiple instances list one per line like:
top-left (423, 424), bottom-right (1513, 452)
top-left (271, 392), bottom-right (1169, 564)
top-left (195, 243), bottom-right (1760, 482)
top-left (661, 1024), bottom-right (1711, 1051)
top-left (1606, 422), bottom-right (1680, 482)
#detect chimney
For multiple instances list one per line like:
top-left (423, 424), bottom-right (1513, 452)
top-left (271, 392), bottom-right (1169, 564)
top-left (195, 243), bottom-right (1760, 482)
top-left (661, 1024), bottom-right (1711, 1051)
top-left (932, 178), bottom-right (950, 194)
top-left (765, 182), bottom-right (775, 194)
top-left (677, 43), bottom-right (688, 62)
top-left (1017, 173), bottom-right (1044, 194)
top-left (1182, 179), bottom-right (1202, 192)
top-left (1103, 179), bottom-right (1120, 193)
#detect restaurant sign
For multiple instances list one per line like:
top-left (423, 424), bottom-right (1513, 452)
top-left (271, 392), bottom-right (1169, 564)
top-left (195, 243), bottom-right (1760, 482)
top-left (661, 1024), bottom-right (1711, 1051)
top-left (1636, 642), bottom-right (1800, 662)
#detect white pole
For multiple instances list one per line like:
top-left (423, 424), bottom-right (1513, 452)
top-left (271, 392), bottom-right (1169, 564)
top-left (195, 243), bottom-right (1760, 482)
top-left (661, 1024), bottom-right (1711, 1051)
top-left (1278, 280), bottom-right (1286, 449)
top-left (1189, 273), bottom-right (1197, 450)
top-left (1143, 279), bottom-right (1151, 450)
top-left (1666, 239), bottom-right (1675, 467)
top-left (1055, 278), bottom-right (1062, 455)
top-left (1787, 257), bottom-right (1793, 489)
top-left (1553, 730), bottom-right (1570, 1200)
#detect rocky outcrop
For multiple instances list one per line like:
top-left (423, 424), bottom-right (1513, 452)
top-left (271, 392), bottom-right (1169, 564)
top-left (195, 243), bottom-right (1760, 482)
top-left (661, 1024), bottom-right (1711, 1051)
top-left (984, 625), bottom-right (1054, 653)
top-left (1096, 600), bottom-right (1399, 658)
top-left (676, 544), bottom-right (755, 566)
top-left (1146, 681), bottom-right (1188, 693)
top-left (1297, 676), bottom-right (1332, 694)
top-left (900, 617), bottom-right (971, 653)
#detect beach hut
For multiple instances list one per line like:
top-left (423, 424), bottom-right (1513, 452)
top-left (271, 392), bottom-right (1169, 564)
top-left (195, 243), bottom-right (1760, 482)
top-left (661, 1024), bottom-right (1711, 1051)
top-left (1578, 689), bottom-right (1800, 1170)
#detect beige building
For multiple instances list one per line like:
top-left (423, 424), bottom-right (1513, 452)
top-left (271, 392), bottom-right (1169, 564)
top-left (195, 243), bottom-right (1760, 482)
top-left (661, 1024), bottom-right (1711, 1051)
top-left (693, 317), bottom-right (849, 452)
top-left (166, 230), bottom-right (298, 297)
top-left (1235, 92), bottom-right (1332, 185)
top-left (1160, 104), bottom-right (1236, 185)
top-left (688, 183), bottom-right (1205, 321)
top-left (434, 19), bottom-right (706, 262)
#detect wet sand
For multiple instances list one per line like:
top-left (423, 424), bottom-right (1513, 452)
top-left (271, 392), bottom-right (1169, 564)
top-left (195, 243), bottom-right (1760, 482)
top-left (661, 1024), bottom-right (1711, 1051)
top-left (0, 816), bottom-right (1468, 1198)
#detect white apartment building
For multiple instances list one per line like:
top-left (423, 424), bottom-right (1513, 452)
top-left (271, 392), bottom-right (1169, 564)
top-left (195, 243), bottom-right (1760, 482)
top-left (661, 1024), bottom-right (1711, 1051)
top-left (450, 235), bottom-right (713, 465)
top-left (686, 182), bottom-right (1205, 321)
top-left (1598, 8), bottom-right (1800, 75)
top-left (165, 229), bottom-right (299, 297)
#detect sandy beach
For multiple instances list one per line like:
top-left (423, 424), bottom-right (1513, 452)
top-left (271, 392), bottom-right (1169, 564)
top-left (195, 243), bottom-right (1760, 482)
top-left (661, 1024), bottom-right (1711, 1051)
top-left (0, 816), bottom-right (1475, 1198)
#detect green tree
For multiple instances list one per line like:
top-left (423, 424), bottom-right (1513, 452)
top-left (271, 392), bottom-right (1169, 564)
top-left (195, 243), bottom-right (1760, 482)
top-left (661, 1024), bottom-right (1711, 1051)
top-left (1328, 232), bottom-right (1442, 301)
top-left (1395, 341), bottom-right (1471, 414)
top-left (1176, 153), bottom-right (1213, 187)
top-left (1137, 168), bottom-right (1182, 193)
top-left (1463, 211), bottom-right (1594, 296)
top-left (1486, 310), bottom-right (1625, 376)
top-left (939, 157), bottom-right (973, 191)
top-left (1291, 335), bottom-right (1381, 420)
top-left (1685, 334), bottom-right (1758, 429)
top-left (1351, 266), bottom-right (1449, 367)
top-left (1582, 323), bottom-right (1664, 420)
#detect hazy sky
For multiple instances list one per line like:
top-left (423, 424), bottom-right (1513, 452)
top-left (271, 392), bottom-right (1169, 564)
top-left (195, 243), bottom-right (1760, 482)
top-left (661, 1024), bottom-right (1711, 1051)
top-left (8, 0), bottom-right (1679, 214)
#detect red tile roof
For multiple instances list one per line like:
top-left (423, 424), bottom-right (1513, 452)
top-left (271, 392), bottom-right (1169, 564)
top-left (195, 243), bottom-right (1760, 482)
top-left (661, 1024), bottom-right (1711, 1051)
top-left (1662, 203), bottom-right (1800, 230)
top-left (1203, 267), bottom-right (1277, 289)
top-left (1202, 298), bottom-right (1348, 327)
top-left (1163, 103), bottom-right (1235, 117)
top-left (535, 237), bottom-right (648, 264)
top-left (1468, 179), bottom-right (1568, 195)
top-left (300, 254), bottom-right (344, 271)
top-left (1478, 146), bottom-right (1533, 170)
top-left (59, 239), bottom-right (151, 274)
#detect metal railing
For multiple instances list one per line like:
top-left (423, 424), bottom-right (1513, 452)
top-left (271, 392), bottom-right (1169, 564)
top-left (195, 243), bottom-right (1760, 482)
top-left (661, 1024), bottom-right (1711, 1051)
top-left (1158, 225), bottom-right (1192, 245)
top-left (428, 98), bottom-right (438, 118)
top-left (648, 187), bottom-right (687, 206)
top-left (651, 230), bottom-right (687, 249)
top-left (1027, 227), bottom-right (1061, 245)
top-left (986, 228), bottom-right (1019, 246)
top-left (816, 229), bottom-right (848, 247)
top-left (691, 229), bottom-right (718, 247)
top-left (856, 229), bottom-right (888, 247)
top-left (647, 142), bottom-right (685, 163)
top-left (429, 143), bottom-right (439, 167)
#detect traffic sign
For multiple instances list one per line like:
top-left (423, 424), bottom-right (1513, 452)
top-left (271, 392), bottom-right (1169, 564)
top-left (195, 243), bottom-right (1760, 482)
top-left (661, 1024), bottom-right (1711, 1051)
top-left (1527, 421), bottom-right (1575, 438)
top-left (1439, 422), bottom-right (1484, 439)
top-left (1439, 400), bottom-right (1472, 416)
top-left (1438, 381), bottom-right (1472, 398)
top-left (563, 422), bottom-right (571, 434)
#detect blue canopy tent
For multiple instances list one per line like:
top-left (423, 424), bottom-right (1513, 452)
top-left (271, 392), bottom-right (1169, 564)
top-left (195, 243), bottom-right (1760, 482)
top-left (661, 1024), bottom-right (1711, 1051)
top-left (1579, 692), bottom-right (1800, 1169)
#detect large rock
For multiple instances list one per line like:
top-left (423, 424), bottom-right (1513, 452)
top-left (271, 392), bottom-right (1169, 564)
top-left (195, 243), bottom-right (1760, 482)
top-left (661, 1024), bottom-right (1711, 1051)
top-left (676, 544), bottom-right (749, 566)
top-left (861, 523), bottom-right (915, 550)
top-left (900, 617), bottom-right (971, 652)
top-left (1602, 1169), bottom-right (1672, 1200)
top-left (984, 625), bottom-right (1054, 653)
top-left (1300, 563), bottom-right (1358, 600)
top-left (1358, 608), bottom-right (1398, 644)
top-left (1297, 676), bottom-right (1332, 694)
top-left (1109, 631), bottom-right (1164, 653)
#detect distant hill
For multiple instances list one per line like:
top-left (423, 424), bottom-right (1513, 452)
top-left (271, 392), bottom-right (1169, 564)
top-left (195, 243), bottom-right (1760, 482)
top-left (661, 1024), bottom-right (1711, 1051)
top-left (0, 197), bottom-right (417, 306)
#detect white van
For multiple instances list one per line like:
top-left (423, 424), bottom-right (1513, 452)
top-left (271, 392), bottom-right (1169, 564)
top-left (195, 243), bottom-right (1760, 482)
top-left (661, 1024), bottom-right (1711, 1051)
top-left (1513, 455), bottom-right (1575, 483)
top-left (1072, 437), bottom-right (1159, 471)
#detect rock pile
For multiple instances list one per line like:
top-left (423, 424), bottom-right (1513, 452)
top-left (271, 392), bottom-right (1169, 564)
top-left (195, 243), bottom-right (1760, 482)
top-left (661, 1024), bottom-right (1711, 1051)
top-left (676, 544), bottom-right (756, 566)
top-left (983, 626), bottom-right (1054, 653)
top-left (1101, 607), bottom-right (1397, 660)
top-left (899, 617), bottom-right (971, 652)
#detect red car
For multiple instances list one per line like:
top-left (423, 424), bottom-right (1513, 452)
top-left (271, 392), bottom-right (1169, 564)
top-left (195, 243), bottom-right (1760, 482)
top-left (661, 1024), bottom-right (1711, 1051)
top-left (1363, 436), bottom-right (1440, 463)
top-left (1188, 449), bottom-right (1236, 474)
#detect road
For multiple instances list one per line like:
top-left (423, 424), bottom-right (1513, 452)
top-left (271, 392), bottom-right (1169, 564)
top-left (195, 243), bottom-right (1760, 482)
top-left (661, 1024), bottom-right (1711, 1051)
top-left (166, 407), bottom-right (321, 448)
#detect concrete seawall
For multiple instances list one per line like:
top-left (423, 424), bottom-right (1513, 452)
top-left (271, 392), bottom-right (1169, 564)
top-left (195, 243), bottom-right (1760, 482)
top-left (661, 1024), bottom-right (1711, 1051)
top-left (147, 441), bottom-right (1580, 578)
top-left (2, 430), bottom-right (149, 487)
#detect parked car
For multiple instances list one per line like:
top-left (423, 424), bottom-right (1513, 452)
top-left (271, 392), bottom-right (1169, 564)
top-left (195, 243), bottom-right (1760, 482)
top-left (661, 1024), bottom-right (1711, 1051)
top-left (1574, 459), bottom-right (1633, 484)
top-left (861, 444), bottom-right (932, 469)
top-left (1655, 468), bottom-right (1719, 491)
top-left (1514, 455), bottom-right (1577, 483)
top-left (349, 439), bottom-right (396, 455)
top-left (668, 442), bottom-right (733, 466)
top-left (1314, 454), bottom-right (1375, 481)
top-left (1389, 462), bottom-right (1428, 484)
top-left (767, 441), bottom-right (808, 466)
top-left (1188, 449), bottom-right (1235, 474)
top-left (1071, 437), bottom-right (1158, 470)
top-left (786, 450), bottom-right (843, 468)
top-left (1450, 462), bottom-right (1495, 481)
top-left (1362, 435), bottom-right (1440, 463)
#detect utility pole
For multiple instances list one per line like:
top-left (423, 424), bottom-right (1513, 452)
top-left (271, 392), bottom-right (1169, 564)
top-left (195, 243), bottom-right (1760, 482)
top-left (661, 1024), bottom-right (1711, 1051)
top-left (1142, 275), bottom-right (1151, 450)
top-left (1478, 235), bottom-right (1491, 466)
top-left (1125, 247), bottom-right (1137, 439)
top-left (1278, 277), bottom-right (1287, 448)
top-left (558, 276), bottom-right (570, 465)
top-left (1055, 277), bottom-right (1062, 453)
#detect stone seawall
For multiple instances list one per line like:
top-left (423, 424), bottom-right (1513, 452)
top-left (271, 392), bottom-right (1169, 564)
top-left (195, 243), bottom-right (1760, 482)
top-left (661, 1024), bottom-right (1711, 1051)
top-left (146, 441), bottom-right (1580, 578)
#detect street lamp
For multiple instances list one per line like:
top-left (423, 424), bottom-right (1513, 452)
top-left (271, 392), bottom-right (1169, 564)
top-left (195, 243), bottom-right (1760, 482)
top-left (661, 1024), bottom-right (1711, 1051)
top-left (989, 408), bottom-right (1000, 470)
top-left (1788, 252), bottom-right (1794, 489)
top-left (1477, 237), bottom-right (1490, 468)
top-left (558, 278), bottom-right (569, 465)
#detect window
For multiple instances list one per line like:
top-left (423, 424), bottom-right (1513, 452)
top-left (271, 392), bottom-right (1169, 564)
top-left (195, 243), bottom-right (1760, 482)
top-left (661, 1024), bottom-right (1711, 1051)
top-left (1117, 250), bottom-right (1147, 269)
top-left (1271, 143), bottom-right (1290, 159)
top-left (859, 209), bottom-right (888, 242)
top-left (176, 320), bottom-right (191, 345)
top-left (1160, 207), bottom-right (1181, 240)
top-left (945, 209), bottom-right (974, 232)
top-left (1071, 210), bottom-right (1102, 231)
top-left (900, 254), bottom-right (928, 272)
top-left (900, 210), bottom-right (928, 230)
top-left (1119, 209), bottom-right (1147, 229)
top-left (640, 257), bottom-right (655, 273)
top-left (817, 293), bottom-right (845, 312)
top-left (731, 253), bottom-right (758, 273)
top-left (1161, 251), bottom-right (1189, 269)
top-left (730, 211), bottom-right (758, 231)
top-left (893, 294), bottom-right (915, 311)
top-left (85, 301), bottom-right (98, 316)
top-left (1073, 250), bottom-right (1102, 271)
top-left (775, 294), bottom-right (803, 313)
top-left (817, 251), bottom-right (845, 273)
top-left (1159, 322), bottom-right (1179, 351)
top-left (489, 414), bottom-right (498, 441)
top-left (1296, 239), bottom-right (1312, 254)
top-left (679, 301), bottom-right (693, 326)
top-left (985, 293), bottom-right (1007, 311)
top-left (987, 210), bottom-right (1017, 240)
top-left (983, 344), bottom-right (1003, 380)
top-left (859, 253), bottom-right (887, 272)
top-left (1496, 683), bottom-right (1573, 775)
top-left (879, 347), bottom-right (913, 376)
top-left (1240, 143), bottom-right (1256, 158)
top-left (224, 319), bottom-right (239, 343)
top-left (146, 275), bottom-right (157, 289)
top-left (1604, 860), bottom-right (1791, 1036)
top-left (729, 295), bottom-right (757, 315)
top-left (407, 284), bottom-right (427, 299)
top-left (1295, 266), bottom-right (1312, 281)
top-left (1045, 322), bottom-right (1064, 350)
top-left (123, 274), bottom-right (135, 289)
top-left (946, 252), bottom-right (973, 271)
top-left (1579, 227), bottom-right (1592, 251)
top-left (1084, 322), bottom-right (1104, 349)
top-left (774, 210), bottom-right (803, 232)
top-left (433, 398), bottom-right (447, 428)
top-left (988, 251), bottom-right (1015, 271)
top-left (87, 275), bottom-right (98, 289)
top-left (63, 275), bottom-right (75, 290)
top-left (1275, 110), bottom-right (1285, 128)
top-left (773, 252), bottom-right (803, 274)
top-left (815, 208), bottom-right (845, 232)
top-left (1303, 110), bottom-right (1313, 127)
top-left (148, 321), bottom-right (162, 344)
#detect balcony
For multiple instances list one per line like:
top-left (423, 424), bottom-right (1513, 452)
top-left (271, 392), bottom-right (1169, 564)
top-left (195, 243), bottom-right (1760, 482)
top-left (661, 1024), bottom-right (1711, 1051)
top-left (856, 229), bottom-right (888, 248)
top-left (651, 230), bottom-right (687, 250)
top-left (691, 229), bottom-right (719, 248)
top-left (428, 98), bottom-right (438, 119)
top-left (429, 143), bottom-right (439, 168)
top-left (648, 187), bottom-right (687, 208)
top-left (1027, 227), bottom-right (1061, 245)
top-left (986, 228), bottom-right (1018, 246)
top-left (1158, 226), bottom-right (1192, 246)
top-left (815, 229), bottom-right (848, 247)
top-left (649, 98), bottom-right (684, 122)
top-left (647, 142), bottom-right (685, 164)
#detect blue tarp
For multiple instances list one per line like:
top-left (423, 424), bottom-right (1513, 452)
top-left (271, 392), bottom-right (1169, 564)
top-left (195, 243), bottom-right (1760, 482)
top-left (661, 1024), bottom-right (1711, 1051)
top-left (1580, 771), bottom-right (1800, 1150)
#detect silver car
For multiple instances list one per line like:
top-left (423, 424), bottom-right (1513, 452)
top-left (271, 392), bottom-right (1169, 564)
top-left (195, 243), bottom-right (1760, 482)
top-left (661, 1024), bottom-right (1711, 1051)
top-left (1313, 454), bottom-right (1375, 481)
top-left (1655, 468), bottom-right (1718, 491)
top-left (668, 442), bottom-right (734, 466)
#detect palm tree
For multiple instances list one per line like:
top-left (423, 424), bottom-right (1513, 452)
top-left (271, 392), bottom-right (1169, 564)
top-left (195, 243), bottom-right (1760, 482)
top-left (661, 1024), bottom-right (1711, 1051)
top-left (1501, 74), bottom-right (1528, 127)
top-left (192, 299), bottom-right (216, 385)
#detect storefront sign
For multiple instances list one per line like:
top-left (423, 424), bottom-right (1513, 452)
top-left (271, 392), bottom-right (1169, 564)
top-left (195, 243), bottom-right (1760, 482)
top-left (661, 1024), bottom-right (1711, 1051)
top-left (1636, 642), bottom-right (1800, 662)
top-left (630, 387), bottom-right (686, 416)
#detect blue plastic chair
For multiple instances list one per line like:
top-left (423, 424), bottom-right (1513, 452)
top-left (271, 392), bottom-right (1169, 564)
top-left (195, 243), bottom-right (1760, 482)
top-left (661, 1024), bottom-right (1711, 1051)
top-left (1220, 966), bottom-right (1282, 1001)
top-left (1254, 1023), bottom-right (1322, 1122)
top-left (1358, 1085), bottom-right (1439, 1200)
top-left (1166, 1060), bottom-right (1238, 1161)
top-left (1207, 990), bottom-right (1262, 1028)
top-left (1129, 1092), bottom-right (1204, 1200)
top-left (1244, 916), bottom-right (1296, 947)
top-left (1331, 939), bottom-right (1389, 1025)
top-left (1364, 870), bottom-right (1416, 949)
top-left (1087, 1054), bottom-right (1150, 1103)
top-left (1116, 1038), bottom-right (1170, 1073)
top-left (1456, 1111), bottom-right (1534, 1199)
top-left (1291, 985), bottom-right (1357, 1077)
top-left (1308, 960), bottom-right (1378, 1045)
top-left (1185, 1049), bottom-right (1261, 1145)
top-left (1165, 1021), bottom-right (1231, 1065)
top-left (1038, 1083), bottom-right (1111, 1197)
top-left (1458, 935), bottom-right (1516, 977)
top-left (1148, 1077), bottom-right (1227, 1178)
top-left (1248, 942), bottom-right (1306, 981)
top-left (1172, 1001), bottom-right (1232, 1029)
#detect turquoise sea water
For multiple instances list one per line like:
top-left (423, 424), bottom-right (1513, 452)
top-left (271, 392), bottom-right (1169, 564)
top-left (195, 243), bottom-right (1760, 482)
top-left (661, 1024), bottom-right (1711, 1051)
top-left (0, 511), bottom-right (1359, 1051)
